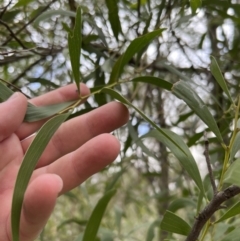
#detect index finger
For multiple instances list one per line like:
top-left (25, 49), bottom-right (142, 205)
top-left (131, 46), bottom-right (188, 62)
top-left (16, 83), bottom-right (89, 140)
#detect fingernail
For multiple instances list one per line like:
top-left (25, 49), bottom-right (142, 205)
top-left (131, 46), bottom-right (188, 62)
top-left (54, 175), bottom-right (63, 193)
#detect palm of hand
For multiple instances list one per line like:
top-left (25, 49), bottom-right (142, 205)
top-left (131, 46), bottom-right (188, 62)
top-left (0, 84), bottom-right (128, 241)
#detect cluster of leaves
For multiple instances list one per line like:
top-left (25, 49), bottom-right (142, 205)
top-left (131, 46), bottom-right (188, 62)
top-left (2, 0), bottom-right (240, 241)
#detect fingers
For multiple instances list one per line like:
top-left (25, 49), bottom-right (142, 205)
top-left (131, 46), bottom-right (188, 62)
top-left (16, 83), bottom-right (90, 140)
top-left (14, 174), bottom-right (62, 241)
top-left (0, 93), bottom-right (27, 142)
top-left (21, 102), bottom-right (129, 168)
top-left (34, 134), bottom-right (120, 194)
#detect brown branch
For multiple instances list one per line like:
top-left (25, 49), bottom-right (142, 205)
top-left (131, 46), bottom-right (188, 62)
top-left (11, 57), bottom-right (46, 84)
top-left (0, 19), bottom-right (28, 49)
top-left (203, 132), bottom-right (217, 194)
top-left (0, 54), bottom-right (32, 66)
top-left (185, 185), bottom-right (240, 241)
top-left (0, 0), bottom-right (13, 19)
top-left (2, 0), bottom-right (57, 46)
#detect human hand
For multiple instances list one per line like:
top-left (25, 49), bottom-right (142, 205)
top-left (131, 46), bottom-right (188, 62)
top-left (0, 84), bottom-right (128, 241)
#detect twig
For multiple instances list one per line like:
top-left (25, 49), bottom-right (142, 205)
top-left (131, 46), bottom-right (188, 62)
top-left (0, 78), bottom-right (31, 98)
top-left (0, 0), bottom-right (12, 19)
top-left (2, 0), bottom-right (57, 46)
top-left (185, 185), bottom-right (240, 241)
top-left (0, 54), bottom-right (32, 66)
top-left (11, 57), bottom-right (46, 84)
top-left (203, 132), bottom-right (217, 195)
top-left (0, 19), bottom-right (28, 49)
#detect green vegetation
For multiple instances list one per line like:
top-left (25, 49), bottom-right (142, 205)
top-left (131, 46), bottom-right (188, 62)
top-left (1, 0), bottom-right (240, 240)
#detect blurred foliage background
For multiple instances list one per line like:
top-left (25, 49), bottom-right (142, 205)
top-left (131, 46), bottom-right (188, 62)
top-left (1, 0), bottom-right (240, 240)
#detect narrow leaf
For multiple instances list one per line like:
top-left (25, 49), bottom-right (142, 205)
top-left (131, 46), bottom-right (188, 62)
top-left (109, 30), bottom-right (165, 83)
top-left (128, 122), bottom-right (157, 159)
top-left (190, 0), bottom-right (202, 14)
top-left (0, 80), bottom-right (14, 101)
top-left (215, 201), bottom-right (240, 223)
top-left (100, 88), bottom-right (187, 156)
top-left (33, 10), bottom-right (76, 26)
top-left (210, 56), bottom-right (233, 103)
top-left (131, 76), bottom-right (172, 91)
top-left (105, 0), bottom-right (122, 40)
top-left (0, 81), bottom-right (75, 122)
top-left (105, 168), bottom-right (126, 193)
top-left (160, 211), bottom-right (191, 236)
top-left (82, 189), bottom-right (116, 241)
top-left (221, 228), bottom-right (240, 241)
top-left (11, 113), bottom-right (70, 241)
top-left (146, 219), bottom-right (161, 241)
top-left (172, 81), bottom-right (223, 142)
top-left (168, 198), bottom-right (195, 213)
top-left (14, 0), bottom-right (34, 8)
top-left (141, 129), bottom-right (204, 193)
top-left (230, 132), bottom-right (240, 161)
top-left (27, 78), bottom-right (60, 88)
top-left (57, 218), bottom-right (87, 230)
top-left (68, 7), bottom-right (82, 93)
top-left (25, 101), bottom-right (75, 122)
top-left (223, 158), bottom-right (240, 186)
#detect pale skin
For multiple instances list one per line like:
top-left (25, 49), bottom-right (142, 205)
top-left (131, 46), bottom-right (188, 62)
top-left (0, 83), bottom-right (129, 241)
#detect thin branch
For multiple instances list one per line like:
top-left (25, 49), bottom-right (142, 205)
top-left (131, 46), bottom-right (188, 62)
top-left (0, 54), bottom-right (32, 66)
top-left (0, 20), bottom-right (44, 56)
top-left (185, 185), bottom-right (240, 241)
top-left (0, 0), bottom-right (13, 19)
top-left (11, 57), bottom-right (46, 84)
top-left (0, 78), bottom-right (31, 98)
top-left (2, 0), bottom-right (57, 46)
top-left (0, 19), bottom-right (28, 49)
top-left (203, 132), bottom-right (217, 194)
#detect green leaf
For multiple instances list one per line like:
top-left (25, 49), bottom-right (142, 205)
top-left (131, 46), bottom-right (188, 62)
top-left (230, 134), bottom-right (240, 162)
top-left (174, 111), bottom-right (194, 125)
top-left (131, 76), bottom-right (172, 91)
top-left (105, 0), bottom-right (122, 40)
top-left (215, 201), bottom-right (240, 223)
top-left (13, 0), bottom-right (34, 8)
top-left (27, 78), bottom-right (60, 89)
top-left (223, 158), bottom-right (240, 186)
top-left (109, 30), bottom-right (165, 83)
top-left (25, 101), bottom-right (75, 122)
top-left (68, 7), bottom-right (82, 93)
top-left (2, 10), bottom-right (20, 21)
top-left (146, 219), bottom-right (161, 241)
top-left (114, 207), bottom-right (123, 234)
top-left (190, 0), bottom-right (202, 14)
top-left (168, 198), bottom-right (196, 213)
top-left (82, 189), bottom-right (116, 241)
top-left (0, 80), bottom-right (14, 101)
top-left (100, 88), bottom-right (187, 156)
top-left (129, 122), bottom-right (157, 159)
top-left (187, 131), bottom-right (203, 147)
top-left (172, 81), bottom-right (223, 142)
top-left (160, 211), bottom-right (191, 236)
top-left (210, 56), bottom-right (233, 103)
top-left (221, 228), bottom-right (240, 241)
top-left (33, 9), bottom-right (76, 26)
top-left (11, 113), bottom-right (70, 241)
top-left (105, 168), bottom-right (126, 193)
top-left (57, 218), bottom-right (87, 230)
top-left (161, 62), bottom-right (191, 82)
top-left (141, 129), bottom-right (204, 193)
top-left (0, 82), bottom-right (75, 122)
